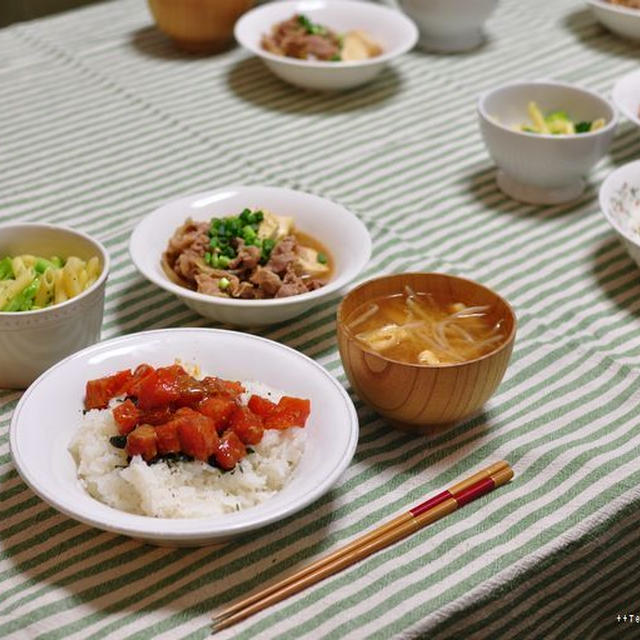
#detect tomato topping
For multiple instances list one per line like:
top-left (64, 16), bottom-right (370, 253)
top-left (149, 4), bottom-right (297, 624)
top-left (247, 395), bottom-right (277, 417)
top-left (264, 396), bottom-right (311, 430)
top-left (201, 376), bottom-right (245, 399)
top-left (155, 420), bottom-right (181, 455)
top-left (138, 406), bottom-right (174, 426)
top-left (228, 406), bottom-right (264, 445)
top-left (126, 364), bottom-right (155, 397)
top-left (91, 363), bottom-right (310, 470)
top-left (112, 399), bottom-right (140, 435)
top-left (85, 369), bottom-right (133, 410)
top-left (198, 396), bottom-right (237, 432)
top-left (175, 407), bottom-right (218, 461)
top-left (126, 425), bottom-right (158, 462)
top-left (214, 431), bottom-right (246, 470)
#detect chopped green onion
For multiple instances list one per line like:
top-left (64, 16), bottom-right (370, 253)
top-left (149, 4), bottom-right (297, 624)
top-left (217, 255), bottom-right (231, 268)
top-left (575, 121), bottom-right (592, 133)
top-left (219, 277), bottom-right (230, 290)
top-left (242, 225), bottom-right (257, 242)
top-left (204, 252), bottom-right (212, 265)
top-left (317, 252), bottom-right (328, 264)
top-left (330, 54), bottom-right (342, 62)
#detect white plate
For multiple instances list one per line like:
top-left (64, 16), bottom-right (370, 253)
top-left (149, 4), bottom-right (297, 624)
top-left (235, 0), bottom-right (418, 91)
top-left (10, 328), bottom-right (359, 546)
top-left (613, 69), bottom-right (640, 127)
top-left (130, 185), bottom-right (371, 327)
top-left (587, 0), bottom-right (640, 42)
top-left (599, 159), bottom-right (640, 270)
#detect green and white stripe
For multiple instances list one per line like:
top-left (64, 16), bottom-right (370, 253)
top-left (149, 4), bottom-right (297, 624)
top-left (3, 0), bottom-right (640, 638)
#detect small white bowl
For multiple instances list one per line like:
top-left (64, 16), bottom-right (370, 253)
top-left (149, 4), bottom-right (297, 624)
top-left (10, 328), bottom-right (359, 546)
top-left (0, 223), bottom-right (110, 389)
top-left (613, 69), bottom-right (640, 128)
top-left (234, 0), bottom-right (418, 91)
top-left (587, 0), bottom-right (640, 42)
top-left (130, 185), bottom-right (371, 327)
top-left (391, 0), bottom-right (498, 52)
top-left (599, 159), bottom-right (640, 268)
top-left (478, 81), bottom-right (617, 205)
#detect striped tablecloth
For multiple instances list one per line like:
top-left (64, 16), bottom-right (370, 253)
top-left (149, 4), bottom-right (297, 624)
top-left (3, 1), bottom-right (640, 638)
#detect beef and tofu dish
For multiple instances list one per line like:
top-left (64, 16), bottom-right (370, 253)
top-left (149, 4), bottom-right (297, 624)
top-left (262, 14), bottom-right (382, 62)
top-left (163, 208), bottom-right (332, 300)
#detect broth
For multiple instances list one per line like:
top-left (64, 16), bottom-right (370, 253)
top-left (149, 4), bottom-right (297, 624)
top-left (346, 289), bottom-right (506, 365)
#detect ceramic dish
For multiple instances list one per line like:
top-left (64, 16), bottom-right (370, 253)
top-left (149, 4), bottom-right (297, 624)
top-left (147, 0), bottom-right (254, 53)
top-left (234, 0), bottom-right (418, 91)
top-left (478, 81), bottom-right (617, 205)
top-left (587, 0), bottom-right (640, 42)
top-left (384, 0), bottom-right (498, 52)
top-left (337, 272), bottom-right (516, 432)
top-left (129, 186), bottom-right (371, 327)
top-left (0, 223), bottom-right (110, 389)
top-left (599, 159), bottom-right (640, 268)
top-left (612, 69), bottom-right (640, 128)
top-left (10, 328), bottom-right (359, 546)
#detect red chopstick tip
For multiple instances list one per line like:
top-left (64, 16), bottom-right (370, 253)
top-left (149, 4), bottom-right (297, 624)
top-left (453, 476), bottom-right (495, 506)
top-left (409, 490), bottom-right (451, 517)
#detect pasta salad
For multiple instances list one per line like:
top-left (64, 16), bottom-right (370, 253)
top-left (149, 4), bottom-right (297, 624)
top-left (0, 254), bottom-right (100, 312)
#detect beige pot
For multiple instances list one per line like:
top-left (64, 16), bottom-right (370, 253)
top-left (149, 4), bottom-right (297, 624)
top-left (147, 0), bottom-right (254, 53)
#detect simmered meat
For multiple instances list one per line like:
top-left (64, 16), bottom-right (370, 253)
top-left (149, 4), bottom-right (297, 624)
top-left (162, 209), bottom-right (331, 300)
top-left (250, 267), bottom-right (282, 297)
top-left (262, 15), bottom-right (341, 61)
top-left (265, 235), bottom-right (298, 275)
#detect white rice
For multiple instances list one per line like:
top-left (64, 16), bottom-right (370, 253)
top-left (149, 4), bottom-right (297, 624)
top-left (69, 381), bottom-right (306, 518)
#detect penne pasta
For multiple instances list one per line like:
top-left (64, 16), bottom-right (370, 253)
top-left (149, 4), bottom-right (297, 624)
top-left (0, 253), bottom-right (100, 312)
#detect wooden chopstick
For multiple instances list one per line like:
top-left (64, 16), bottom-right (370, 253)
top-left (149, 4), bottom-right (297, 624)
top-left (212, 460), bottom-right (509, 626)
top-left (212, 461), bottom-right (513, 632)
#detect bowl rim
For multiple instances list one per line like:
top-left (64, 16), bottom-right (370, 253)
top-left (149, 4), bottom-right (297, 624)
top-left (586, 0), bottom-right (640, 18)
top-left (599, 159), bottom-right (640, 248)
top-left (612, 69), bottom-right (640, 126)
top-left (0, 222), bottom-right (110, 318)
top-left (477, 80), bottom-right (619, 141)
top-left (9, 327), bottom-right (360, 541)
top-left (129, 185), bottom-right (372, 309)
top-left (234, 0), bottom-right (419, 70)
top-left (337, 271), bottom-right (517, 369)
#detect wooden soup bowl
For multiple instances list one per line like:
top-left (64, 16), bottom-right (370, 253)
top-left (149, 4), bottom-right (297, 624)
top-left (337, 273), bottom-right (516, 432)
top-left (147, 0), bottom-right (254, 53)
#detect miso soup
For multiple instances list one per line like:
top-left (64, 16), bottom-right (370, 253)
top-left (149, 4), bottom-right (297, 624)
top-left (346, 288), bottom-right (506, 365)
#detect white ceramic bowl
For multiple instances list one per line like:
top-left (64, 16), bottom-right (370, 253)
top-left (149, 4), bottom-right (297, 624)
top-left (478, 81), bottom-right (617, 205)
top-left (613, 69), bottom-right (640, 128)
top-left (0, 223), bottom-right (110, 389)
top-left (587, 0), bottom-right (640, 42)
top-left (130, 186), bottom-right (372, 327)
top-left (10, 328), bottom-right (359, 546)
top-left (599, 159), bottom-right (640, 268)
top-left (388, 0), bottom-right (498, 52)
top-left (234, 0), bottom-right (418, 91)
